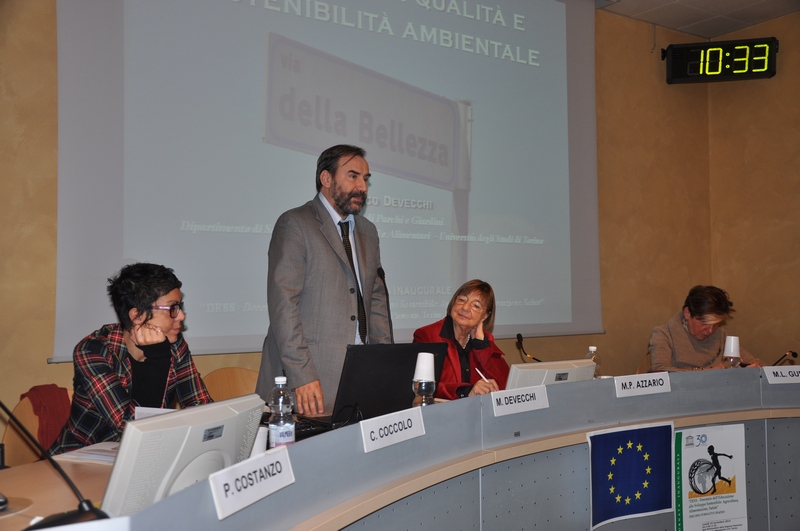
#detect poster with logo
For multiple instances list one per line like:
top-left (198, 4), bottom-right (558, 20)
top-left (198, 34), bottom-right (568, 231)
top-left (675, 424), bottom-right (748, 531)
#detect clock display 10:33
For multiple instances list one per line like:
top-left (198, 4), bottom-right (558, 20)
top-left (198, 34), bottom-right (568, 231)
top-left (662, 37), bottom-right (779, 84)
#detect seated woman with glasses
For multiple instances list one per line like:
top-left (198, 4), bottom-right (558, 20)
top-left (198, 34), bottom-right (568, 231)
top-left (50, 263), bottom-right (212, 455)
top-left (413, 279), bottom-right (509, 399)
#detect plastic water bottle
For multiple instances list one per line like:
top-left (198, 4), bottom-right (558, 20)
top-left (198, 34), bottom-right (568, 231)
top-left (585, 346), bottom-right (601, 378)
top-left (268, 376), bottom-right (295, 448)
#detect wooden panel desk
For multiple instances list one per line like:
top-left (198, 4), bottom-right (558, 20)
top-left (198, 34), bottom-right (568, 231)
top-left (0, 460), bottom-right (112, 531)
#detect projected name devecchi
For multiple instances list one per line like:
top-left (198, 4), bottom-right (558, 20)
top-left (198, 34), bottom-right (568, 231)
top-left (380, 196), bottom-right (434, 209)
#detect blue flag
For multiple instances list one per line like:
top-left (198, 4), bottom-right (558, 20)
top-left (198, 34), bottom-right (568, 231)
top-left (588, 423), bottom-right (673, 528)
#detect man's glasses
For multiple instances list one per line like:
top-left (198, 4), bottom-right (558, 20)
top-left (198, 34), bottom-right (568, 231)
top-left (150, 301), bottom-right (185, 318)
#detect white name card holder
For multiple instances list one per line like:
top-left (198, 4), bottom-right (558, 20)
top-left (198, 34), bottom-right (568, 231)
top-left (614, 372), bottom-right (672, 398)
top-left (360, 407), bottom-right (426, 453)
top-left (763, 366), bottom-right (800, 384)
top-left (209, 445), bottom-right (295, 520)
top-left (490, 385), bottom-right (549, 417)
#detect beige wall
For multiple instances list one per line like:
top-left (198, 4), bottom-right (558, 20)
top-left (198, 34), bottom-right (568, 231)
top-left (2, 1), bottom-right (798, 433)
top-left (708, 17), bottom-right (800, 356)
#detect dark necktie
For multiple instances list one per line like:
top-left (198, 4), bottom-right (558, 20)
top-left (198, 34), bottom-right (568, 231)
top-left (339, 221), bottom-right (367, 343)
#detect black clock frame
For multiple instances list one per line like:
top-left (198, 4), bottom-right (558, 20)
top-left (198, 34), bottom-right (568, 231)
top-left (662, 37), bottom-right (778, 84)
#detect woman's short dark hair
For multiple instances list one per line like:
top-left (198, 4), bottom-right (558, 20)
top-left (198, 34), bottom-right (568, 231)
top-left (683, 285), bottom-right (734, 319)
top-left (107, 263), bottom-right (182, 330)
top-left (446, 279), bottom-right (496, 332)
top-left (315, 145), bottom-right (366, 192)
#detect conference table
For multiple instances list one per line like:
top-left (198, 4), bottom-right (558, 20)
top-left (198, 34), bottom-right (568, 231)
top-left (0, 368), bottom-right (797, 531)
top-left (0, 459), bottom-right (111, 531)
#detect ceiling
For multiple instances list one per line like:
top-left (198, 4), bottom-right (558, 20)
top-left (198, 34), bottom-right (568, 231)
top-left (595, 0), bottom-right (800, 38)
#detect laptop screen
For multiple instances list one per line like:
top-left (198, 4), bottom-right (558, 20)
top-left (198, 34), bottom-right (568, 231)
top-left (330, 342), bottom-right (448, 427)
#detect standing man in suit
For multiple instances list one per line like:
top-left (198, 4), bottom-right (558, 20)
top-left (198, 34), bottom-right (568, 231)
top-left (256, 145), bottom-right (392, 414)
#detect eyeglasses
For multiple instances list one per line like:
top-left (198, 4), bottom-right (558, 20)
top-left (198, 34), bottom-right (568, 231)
top-left (454, 296), bottom-right (485, 313)
top-left (150, 301), bottom-right (185, 318)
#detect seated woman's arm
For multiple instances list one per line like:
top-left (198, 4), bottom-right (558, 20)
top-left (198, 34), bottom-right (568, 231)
top-left (472, 336), bottom-right (509, 390)
top-left (649, 327), bottom-right (685, 372)
top-left (739, 346), bottom-right (764, 368)
top-left (74, 338), bottom-right (136, 438)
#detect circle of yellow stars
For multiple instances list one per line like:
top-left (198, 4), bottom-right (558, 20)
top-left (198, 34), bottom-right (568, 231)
top-left (606, 439), bottom-right (652, 505)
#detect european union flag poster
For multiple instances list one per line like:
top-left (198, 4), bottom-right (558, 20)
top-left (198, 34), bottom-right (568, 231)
top-left (588, 422), bottom-right (674, 529)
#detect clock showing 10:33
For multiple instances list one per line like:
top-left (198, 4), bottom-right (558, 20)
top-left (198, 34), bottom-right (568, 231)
top-left (662, 37), bottom-right (778, 84)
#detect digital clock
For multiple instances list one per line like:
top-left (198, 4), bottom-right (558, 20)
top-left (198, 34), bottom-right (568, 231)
top-left (662, 37), bottom-right (778, 84)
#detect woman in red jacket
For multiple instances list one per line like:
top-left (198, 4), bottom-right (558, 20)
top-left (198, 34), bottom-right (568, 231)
top-left (413, 279), bottom-right (509, 399)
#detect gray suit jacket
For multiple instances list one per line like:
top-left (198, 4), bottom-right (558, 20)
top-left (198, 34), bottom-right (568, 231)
top-left (256, 195), bottom-right (392, 411)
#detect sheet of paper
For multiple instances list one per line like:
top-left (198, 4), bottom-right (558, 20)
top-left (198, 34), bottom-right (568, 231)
top-left (135, 406), bottom-right (175, 419)
top-left (52, 441), bottom-right (119, 464)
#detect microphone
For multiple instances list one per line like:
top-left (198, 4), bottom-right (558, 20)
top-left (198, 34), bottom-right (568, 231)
top-left (0, 399), bottom-right (109, 529)
top-left (516, 333), bottom-right (542, 362)
top-left (771, 351), bottom-right (798, 366)
top-left (377, 267), bottom-right (394, 344)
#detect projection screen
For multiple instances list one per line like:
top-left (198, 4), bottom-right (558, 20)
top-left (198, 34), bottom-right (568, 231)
top-left (54, 0), bottom-right (601, 360)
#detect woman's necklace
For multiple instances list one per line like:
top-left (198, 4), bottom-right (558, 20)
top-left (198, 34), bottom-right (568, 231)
top-left (460, 333), bottom-right (471, 348)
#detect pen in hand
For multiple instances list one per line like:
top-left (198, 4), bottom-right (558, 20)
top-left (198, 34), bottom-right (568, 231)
top-left (473, 367), bottom-right (499, 394)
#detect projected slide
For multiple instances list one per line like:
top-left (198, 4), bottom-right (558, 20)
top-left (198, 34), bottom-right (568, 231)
top-left (56, 0), bottom-right (599, 359)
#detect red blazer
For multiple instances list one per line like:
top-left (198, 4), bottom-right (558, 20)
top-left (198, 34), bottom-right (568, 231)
top-left (413, 318), bottom-right (509, 400)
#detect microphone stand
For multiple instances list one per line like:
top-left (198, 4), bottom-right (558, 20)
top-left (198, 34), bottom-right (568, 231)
top-left (377, 267), bottom-right (394, 344)
top-left (516, 333), bottom-right (542, 362)
top-left (0, 400), bottom-right (109, 529)
top-left (771, 351), bottom-right (798, 366)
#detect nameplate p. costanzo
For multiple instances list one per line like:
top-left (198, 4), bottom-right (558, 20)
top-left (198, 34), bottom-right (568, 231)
top-left (208, 445), bottom-right (295, 520)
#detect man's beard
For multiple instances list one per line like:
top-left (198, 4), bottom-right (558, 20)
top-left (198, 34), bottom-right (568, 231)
top-left (332, 182), bottom-right (367, 216)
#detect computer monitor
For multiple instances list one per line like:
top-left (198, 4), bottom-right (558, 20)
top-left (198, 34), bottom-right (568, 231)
top-left (330, 342), bottom-right (448, 426)
top-left (506, 359), bottom-right (596, 389)
top-left (101, 393), bottom-right (265, 517)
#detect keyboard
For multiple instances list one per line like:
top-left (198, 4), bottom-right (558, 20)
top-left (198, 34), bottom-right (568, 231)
top-left (294, 416), bottom-right (331, 440)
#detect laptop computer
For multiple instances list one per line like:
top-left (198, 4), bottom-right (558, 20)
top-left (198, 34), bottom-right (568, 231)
top-left (290, 342), bottom-right (448, 440)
